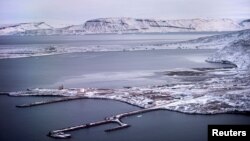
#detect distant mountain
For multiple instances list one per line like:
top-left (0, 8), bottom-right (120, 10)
top-left (80, 18), bottom-right (243, 33)
top-left (0, 18), bottom-right (250, 35)
top-left (0, 22), bottom-right (53, 35)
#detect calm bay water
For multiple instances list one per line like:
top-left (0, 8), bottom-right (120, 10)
top-left (0, 32), bottom-right (222, 45)
top-left (0, 49), bottom-right (226, 92)
top-left (0, 34), bottom-right (249, 141)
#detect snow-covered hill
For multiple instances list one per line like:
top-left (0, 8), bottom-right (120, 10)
top-left (161, 29), bottom-right (250, 49)
top-left (207, 39), bottom-right (250, 70)
top-left (80, 18), bottom-right (244, 33)
top-left (161, 29), bottom-right (250, 70)
top-left (167, 28), bottom-right (250, 70)
top-left (0, 18), bottom-right (249, 35)
top-left (0, 22), bottom-right (53, 35)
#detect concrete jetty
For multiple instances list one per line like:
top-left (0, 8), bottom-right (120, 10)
top-left (16, 96), bottom-right (85, 108)
top-left (16, 96), bottom-right (145, 108)
top-left (13, 92), bottom-right (165, 139)
top-left (48, 106), bottom-right (163, 139)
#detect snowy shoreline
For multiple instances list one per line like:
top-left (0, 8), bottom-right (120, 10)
top-left (0, 47), bottom-right (216, 60)
top-left (5, 66), bottom-right (250, 114)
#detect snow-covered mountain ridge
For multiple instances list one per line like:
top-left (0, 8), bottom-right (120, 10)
top-left (0, 22), bottom-right (53, 35)
top-left (0, 18), bottom-right (249, 35)
top-left (80, 18), bottom-right (245, 33)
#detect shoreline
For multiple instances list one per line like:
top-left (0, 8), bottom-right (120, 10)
top-left (0, 48), bottom-right (218, 60)
top-left (11, 94), bottom-right (250, 115)
top-left (4, 63), bottom-right (249, 115)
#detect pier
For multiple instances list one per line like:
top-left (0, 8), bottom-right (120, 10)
top-left (48, 106), bottom-right (164, 139)
top-left (16, 96), bottom-right (86, 108)
top-left (14, 93), bottom-right (165, 139)
top-left (15, 96), bottom-right (145, 108)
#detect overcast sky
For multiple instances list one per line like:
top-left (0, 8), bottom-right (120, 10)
top-left (0, 0), bottom-right (249, 25)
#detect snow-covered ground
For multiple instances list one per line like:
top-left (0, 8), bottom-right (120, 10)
top-left (0, 18), bottom-right (249, 35)
top-left (7, 67), bottom-right (250, 114)
top-left (207, 39), bottom-right (250, 70)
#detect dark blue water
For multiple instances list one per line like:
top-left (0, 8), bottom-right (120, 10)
top-left (0, 96), bottom-right (249, 141)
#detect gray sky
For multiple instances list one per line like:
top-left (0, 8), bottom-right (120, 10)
top-left (0, 0), bottom-right (249, 25)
